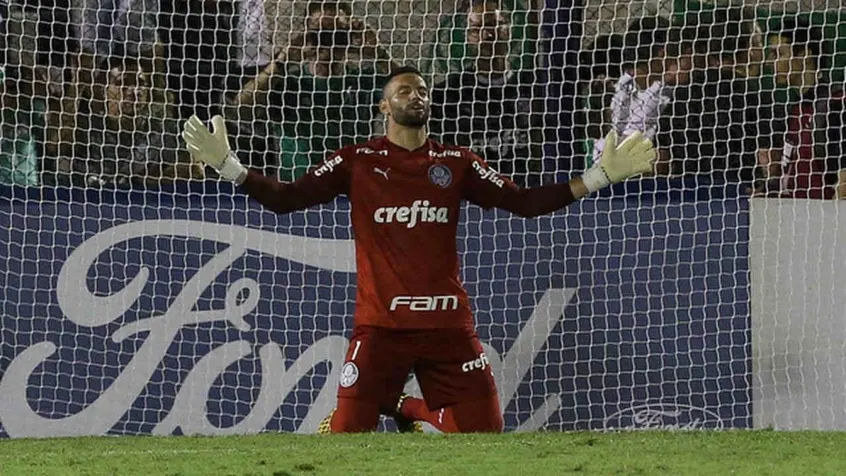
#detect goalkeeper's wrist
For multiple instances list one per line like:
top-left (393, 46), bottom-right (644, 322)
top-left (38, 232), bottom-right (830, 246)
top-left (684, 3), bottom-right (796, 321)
top-left (218, 151), bottom-right (247, 184)
top-left (581, 166), bottom-right (611, 194)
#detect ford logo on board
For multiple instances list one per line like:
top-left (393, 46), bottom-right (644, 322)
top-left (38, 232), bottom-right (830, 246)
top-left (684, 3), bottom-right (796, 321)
top-left (603, 403), bottom-right (725, 430)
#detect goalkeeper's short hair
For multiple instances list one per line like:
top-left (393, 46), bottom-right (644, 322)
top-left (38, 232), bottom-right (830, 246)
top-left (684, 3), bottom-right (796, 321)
top-left (383, 65), bottom-right (426, 92)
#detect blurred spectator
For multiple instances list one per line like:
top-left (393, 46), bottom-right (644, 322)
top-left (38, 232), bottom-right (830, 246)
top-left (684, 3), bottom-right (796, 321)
top-left (12, 0), bottom-right (76, 69)
top-left (235, 0), bottom-right (274, 75)
top-left (754, 18), bottom-right (845, 199)
top-left (226, 1), bottom-right (396, 181)
top-left (590, 17), bottom-right (694, 175)
top-left (73, 0), bottom-right (159, 59)
top-left (429, 0), bottom-right (550, 186)
top-left (158, 0), bottom-right (238, 122)
top-left (0, 64), bottom-right (45, 186)
top-left (47, 56), bottom-right (201, 187)
top-left (659, 6), bottom-right (768, 184)
top-left (0, 2), bottom-right (69, 186)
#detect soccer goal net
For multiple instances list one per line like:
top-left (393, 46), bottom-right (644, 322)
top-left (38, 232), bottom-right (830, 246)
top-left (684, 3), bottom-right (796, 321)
top-left (0, 0), bottom-right (845, 437)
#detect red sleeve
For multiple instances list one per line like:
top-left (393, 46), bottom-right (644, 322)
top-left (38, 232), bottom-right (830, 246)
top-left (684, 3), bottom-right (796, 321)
top-left (462, 152), bottom-right (577, 218)
top-left (240, 152), bottom-right (349, 214)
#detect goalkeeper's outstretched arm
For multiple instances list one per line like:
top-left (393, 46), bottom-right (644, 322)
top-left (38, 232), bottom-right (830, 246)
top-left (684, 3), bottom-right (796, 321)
top-left (465, 130), bottom-right (656, 218)
top-left (181, 115), bottom-right (348, 213)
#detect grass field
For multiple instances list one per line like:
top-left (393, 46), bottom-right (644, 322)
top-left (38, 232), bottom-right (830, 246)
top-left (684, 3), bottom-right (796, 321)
top-left (2, 431), bottom-right (845, 475)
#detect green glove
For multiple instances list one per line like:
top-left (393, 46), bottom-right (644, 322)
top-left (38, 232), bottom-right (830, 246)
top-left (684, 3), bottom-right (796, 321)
top-left (581, 130), bottom-right (656, 193)
top-left (182, 115), bottom-right (247, 183)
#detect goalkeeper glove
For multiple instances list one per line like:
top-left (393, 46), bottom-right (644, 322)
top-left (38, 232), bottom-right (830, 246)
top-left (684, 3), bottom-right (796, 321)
top-left (581, 130), bottom-right (656, 194)
top-left (182, 115), bottom-right (247, 183)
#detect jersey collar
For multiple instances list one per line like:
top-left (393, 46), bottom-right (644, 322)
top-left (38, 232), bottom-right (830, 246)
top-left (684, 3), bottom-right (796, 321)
top-left (382, 137), bottom-right (432, 154)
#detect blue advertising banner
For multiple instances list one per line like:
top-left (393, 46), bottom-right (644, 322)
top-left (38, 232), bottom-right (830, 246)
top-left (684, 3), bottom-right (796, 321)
top-left (0, 184), bottom-right (750, 437)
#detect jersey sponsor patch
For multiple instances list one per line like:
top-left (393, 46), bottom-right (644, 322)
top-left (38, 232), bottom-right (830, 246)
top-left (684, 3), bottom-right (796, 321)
top-left (313, 156), bottom-right (343, 177)
top-left (428, 164), bottom-right (453, 188)
top-left (471, 160), bottom-right (505, 188)
top-left (373, 200), bottom-right (449, 228)
top-left (356, 147), bottom-right (389, 156)
top-left (429, 149), bottom-right (461, 158)
top-left (389, 294), bottom-right (460, 312)
top-left (339, 362), bottom-right (359, 388)
top-left (461, 352), bottom-right (490, 372)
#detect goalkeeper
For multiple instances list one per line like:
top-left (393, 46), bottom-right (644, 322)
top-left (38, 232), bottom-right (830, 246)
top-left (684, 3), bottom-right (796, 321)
top-left (182, 65), bottom-right (655, 433)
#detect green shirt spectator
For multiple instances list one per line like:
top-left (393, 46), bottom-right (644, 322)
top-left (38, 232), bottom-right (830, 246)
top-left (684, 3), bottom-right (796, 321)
top-left (270, 63), bottom-right (385, 182)
top-left (226, 1), bottom-right (395, 183)
top-left (0, 66), bottom-right (42, 186)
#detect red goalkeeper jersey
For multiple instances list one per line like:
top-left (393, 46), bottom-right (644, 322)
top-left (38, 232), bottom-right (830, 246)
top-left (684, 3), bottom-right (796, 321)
top-left (242, 136), bottom-right (576, 330)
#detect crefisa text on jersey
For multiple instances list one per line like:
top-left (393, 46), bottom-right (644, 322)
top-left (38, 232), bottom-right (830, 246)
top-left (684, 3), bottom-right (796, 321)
top-left (429, 149), bottom-right (461, 158)
top-left (313, 156), bottom-right (344, 176)
top-left (373, 200), bottom-right (449, 228)
top-left (471, 160), bottom-right (505, 188)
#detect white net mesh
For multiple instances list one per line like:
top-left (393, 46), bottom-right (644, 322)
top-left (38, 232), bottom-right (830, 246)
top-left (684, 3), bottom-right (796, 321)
top-left (0, 0), bottom-right (845, 437)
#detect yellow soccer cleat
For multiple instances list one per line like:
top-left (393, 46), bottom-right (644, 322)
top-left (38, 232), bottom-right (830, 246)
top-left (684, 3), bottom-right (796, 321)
top-left (393, 394), bottom-right (423, 433)
top-left (317, 409), bottom-right (335, 434)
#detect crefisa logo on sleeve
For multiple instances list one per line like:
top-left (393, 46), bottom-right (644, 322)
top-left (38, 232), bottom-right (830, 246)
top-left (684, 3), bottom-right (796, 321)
top-left (603, 403), bottom-right (724, 430)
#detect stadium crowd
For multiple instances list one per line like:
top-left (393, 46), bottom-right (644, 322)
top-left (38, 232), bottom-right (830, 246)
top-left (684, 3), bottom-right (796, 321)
top-left (0, 1), bottom-right (843, 198)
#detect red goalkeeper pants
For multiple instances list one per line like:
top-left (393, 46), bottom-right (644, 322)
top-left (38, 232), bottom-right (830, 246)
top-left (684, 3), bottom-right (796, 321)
top-left (328, 325), bottom-right (503, 433)
top-left (330, 394), bottom-right (503, 433)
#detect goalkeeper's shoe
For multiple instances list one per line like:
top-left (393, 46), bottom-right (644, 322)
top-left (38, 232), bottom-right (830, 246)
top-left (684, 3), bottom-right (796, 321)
top-left (393, 394), bottom-right (423, 433)
top-left (317, 409), bottom-right (335, 435)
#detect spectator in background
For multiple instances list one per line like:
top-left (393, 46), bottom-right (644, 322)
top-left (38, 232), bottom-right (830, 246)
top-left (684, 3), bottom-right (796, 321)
top-left (754, 18), bottom-right (846, 199)
top-left (1, 1), bottom-right (77, 185)
top-left (429, 0), bottom-right (550, 186)
top-left (48, 56), bottom-right (200, 187)
top-left (591, 17), bottom-right (694, 175)
top-left (71, 0), bottom-right (163, 101)
top-left (659, 6), bottom-right (768, 184)
top-left (158, 0), bottom-right (237, 122)
top-left (0, 60), bottom-right (44, 186)
top-left (226, 1), bottom-right (396, 181)
top-left (234, 0), bottom-right (274, 79)
top-left (13, 0), bottom-right (76, 69)
top-left (74, 0), bottom-right (159, 60)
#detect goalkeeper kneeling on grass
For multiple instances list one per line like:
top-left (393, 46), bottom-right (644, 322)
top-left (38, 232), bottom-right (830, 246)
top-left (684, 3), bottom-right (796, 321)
top-left (182, 65), bottom-right (656, 433)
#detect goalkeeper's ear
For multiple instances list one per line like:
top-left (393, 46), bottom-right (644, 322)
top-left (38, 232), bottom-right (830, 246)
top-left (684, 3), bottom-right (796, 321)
top-left (379, 97), bottom-right (389, 117)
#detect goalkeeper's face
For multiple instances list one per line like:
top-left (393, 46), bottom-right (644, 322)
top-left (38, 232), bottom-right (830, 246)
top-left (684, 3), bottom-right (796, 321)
top-left (381, 73), bottom-right (431, 128)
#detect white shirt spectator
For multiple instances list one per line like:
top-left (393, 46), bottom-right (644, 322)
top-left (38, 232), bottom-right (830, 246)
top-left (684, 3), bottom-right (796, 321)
top-left (236, 0), bottom-right (273, 69)
top-left (73, 0), bottom-right (271, 69)
top-left (74, 0), bottom-right (158, 58)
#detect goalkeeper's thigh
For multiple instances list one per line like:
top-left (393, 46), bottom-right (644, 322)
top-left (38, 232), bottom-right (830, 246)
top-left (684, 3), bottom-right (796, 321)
top-left (329, 397), bottom-right (381, 433)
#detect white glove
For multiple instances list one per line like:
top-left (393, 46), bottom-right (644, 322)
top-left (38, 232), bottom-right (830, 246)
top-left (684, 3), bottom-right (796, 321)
top-left (182, 115), bottom-right (247, 183)
top-left (581, 130), bottom-right (656, 193)
top-left (622, 80), bottom-right (669, 141)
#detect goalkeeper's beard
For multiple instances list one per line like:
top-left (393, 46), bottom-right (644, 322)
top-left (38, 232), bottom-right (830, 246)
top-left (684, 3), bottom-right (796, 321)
top-left (392, 107), bottom-right (429, 128)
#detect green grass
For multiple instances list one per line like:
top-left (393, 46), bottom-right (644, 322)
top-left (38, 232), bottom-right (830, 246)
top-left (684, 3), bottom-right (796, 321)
top-left (2, 431), bottom-right (845, 476)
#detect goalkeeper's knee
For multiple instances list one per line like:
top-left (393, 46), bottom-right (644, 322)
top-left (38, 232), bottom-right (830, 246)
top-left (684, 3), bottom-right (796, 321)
top-left (450, 395), bottom-right (504, 433)
top-left (326, 398), bottom-right (380, 433)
